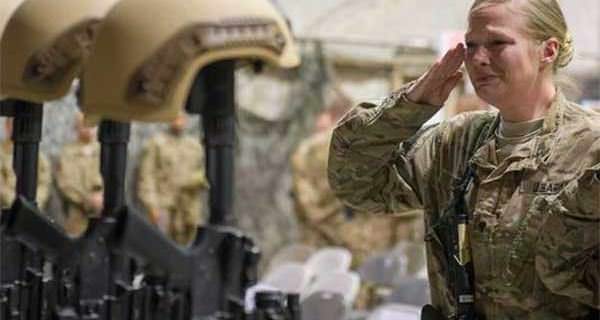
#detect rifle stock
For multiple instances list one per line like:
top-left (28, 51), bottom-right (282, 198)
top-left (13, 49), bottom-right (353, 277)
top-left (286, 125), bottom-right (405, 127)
top-left (111, 207), bottom-right (192, 286)
top-left (1, 197), bottom-right (73, 261)
top-left (421, 304), bottom-right (446, 320)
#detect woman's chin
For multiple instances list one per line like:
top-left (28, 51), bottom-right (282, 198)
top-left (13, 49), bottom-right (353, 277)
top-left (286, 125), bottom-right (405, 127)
top-left (474, 87), bottom-right (502, 107)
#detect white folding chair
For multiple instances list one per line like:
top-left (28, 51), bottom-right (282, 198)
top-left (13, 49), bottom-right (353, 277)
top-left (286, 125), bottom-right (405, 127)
top-left (389, 241), bottom-right (427, 279)
top-left (262, 262), bottom-right (310, 294)
top-left (301, 291), bottom-right (346, 320)
top-left (359, 241), bottom-right (427, 287)
top-left (304, 271), bottom-right (361, 307)
top-left (267, 243), bottom-right (316, 274)
top-left (367, 303), bottom-right (422, 320)
top-left (384, 277), bottom-right (431, 306)
top-left (358, 251), bottom-right (403, 287)
top-left (304, 246), bottom-right (352, 281)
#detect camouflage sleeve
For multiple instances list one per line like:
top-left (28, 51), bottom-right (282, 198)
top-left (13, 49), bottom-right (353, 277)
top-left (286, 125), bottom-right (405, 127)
top-left (136, 139), bottom-right (160, 212)
top-left (36, 153), bottom-right (51, 209)
top-left (55, 150), bottom-right (85, 206)
top-left (327, 85), bottom-right (441, 215)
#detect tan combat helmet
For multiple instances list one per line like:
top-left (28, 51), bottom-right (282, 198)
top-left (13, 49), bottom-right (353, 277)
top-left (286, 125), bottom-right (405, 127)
top-left (0, 0), bottom-right (24, 41)
top-left (0, 0), bottom-right (25, 101)
top-left (0, 0), bottom-right (120, 103)
top-left (81, 0), bottom-right (300, 123)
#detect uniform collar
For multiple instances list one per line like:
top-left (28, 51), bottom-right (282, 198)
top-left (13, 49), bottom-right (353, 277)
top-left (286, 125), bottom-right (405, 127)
top-left (539, 89), bottom-right (565, 135)
top-left (469, 91), bottom-right (566, 181)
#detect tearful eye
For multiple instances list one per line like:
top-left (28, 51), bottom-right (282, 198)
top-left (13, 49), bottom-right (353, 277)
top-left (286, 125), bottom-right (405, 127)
top-left (489, 40), bottom-right (508, 48)
top-left (465, 43), bottom-right (479, 55)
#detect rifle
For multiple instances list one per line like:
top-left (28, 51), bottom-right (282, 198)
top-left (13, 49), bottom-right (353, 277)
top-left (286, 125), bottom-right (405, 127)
top-left (251, 291), bottom-right (301, 320)
top-left (422, 166), bottom-right (477, 320)
top-left (26, 119), bottom-right (137, 320)
top-left (109, 199), bottom-right (263, 320)
top-left (188, 225), bottom-right (260, 319)
top-left (110, 204), bottom-right (192, 320)
top-left (0, 99), bottom-right (49, 320)
top-left (89, 117), bottom-right (263, 319)
top-left (1, 195), bottom-right (75, 316)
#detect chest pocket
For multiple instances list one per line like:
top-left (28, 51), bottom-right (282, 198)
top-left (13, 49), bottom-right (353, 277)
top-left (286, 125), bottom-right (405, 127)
top-left (535, 164), bottom-right (600, 308)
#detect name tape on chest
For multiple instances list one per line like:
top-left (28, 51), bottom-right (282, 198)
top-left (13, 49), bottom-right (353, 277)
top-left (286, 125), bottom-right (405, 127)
top-left (520, 180), bottom-right (567, 195)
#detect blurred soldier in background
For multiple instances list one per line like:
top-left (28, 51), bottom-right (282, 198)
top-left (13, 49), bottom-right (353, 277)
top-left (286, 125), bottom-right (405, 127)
top-left (136, 114), bottom-right (208, 245)
top-left (55, 112), bottom-right (103, 236)
top-left (291, 92), bottom-right (424, 309)
top-left (290, 92), bottom-right (424, 266)
top-left (0, 117), bottom-right (51, 210)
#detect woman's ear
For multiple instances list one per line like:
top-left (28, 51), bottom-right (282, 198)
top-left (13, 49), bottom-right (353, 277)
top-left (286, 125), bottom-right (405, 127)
top-left (540, 37), bottom-right (560, 68)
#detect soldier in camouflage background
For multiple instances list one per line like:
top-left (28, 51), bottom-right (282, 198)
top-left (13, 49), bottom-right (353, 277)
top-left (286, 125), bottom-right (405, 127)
top-left (136, 114), bottom-right (208, 245)
top-left (55, 112), bottom-right (103, 236)
top-left (291, 93), bottom-right (424, 266)
top-left (0, 118), bottom-right (51, 210)
top-left (291, 92), bottom-right (422, 266)
top-left (292, 93), bottom-right (425, 309)
top-left (328, 0), bottom-right (599, 318)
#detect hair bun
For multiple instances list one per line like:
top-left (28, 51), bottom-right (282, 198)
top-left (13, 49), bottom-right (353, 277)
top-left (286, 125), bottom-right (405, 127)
top-left (556, 32), bottom-right (574, 69)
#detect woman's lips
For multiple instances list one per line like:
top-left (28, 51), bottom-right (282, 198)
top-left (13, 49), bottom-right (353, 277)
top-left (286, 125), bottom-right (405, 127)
top-left (474, 75), bottom-right (498, 86)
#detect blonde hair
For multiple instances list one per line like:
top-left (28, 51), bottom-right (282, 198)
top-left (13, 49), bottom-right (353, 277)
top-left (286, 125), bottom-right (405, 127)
top-left (470, 0), bottom-right (574, 72)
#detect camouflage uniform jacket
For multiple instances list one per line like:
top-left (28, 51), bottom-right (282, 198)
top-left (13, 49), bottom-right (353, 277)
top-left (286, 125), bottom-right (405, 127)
top-left (55, 141), bottom-right (103, 235)
top-left (328, 85), bottom-right (600, 319)
top-left (0, 141), bottom-right (51, 209)
top-left (137, 131), bottom-right (208, 243)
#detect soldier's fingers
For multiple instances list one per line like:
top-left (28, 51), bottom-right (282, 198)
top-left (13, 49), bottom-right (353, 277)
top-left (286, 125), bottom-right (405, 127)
top-left (438, 43), bottom-right (465, 77)
top-left (447, 46), bottom-right (465, 72)
top-left (407, 61), bottom-right (440, 102)
top-left (449, 46), bottom-right (465, 72)
top-left (439, 44), bottom-right (460, 66)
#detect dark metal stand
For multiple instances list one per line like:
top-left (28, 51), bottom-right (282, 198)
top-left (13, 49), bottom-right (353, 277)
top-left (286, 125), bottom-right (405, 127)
top-left (98, 120), bottom-right (130, 214)
top-left (98, 119), bottom-right (133, 320)
top-left (186, 60), bottom-right (236, 226)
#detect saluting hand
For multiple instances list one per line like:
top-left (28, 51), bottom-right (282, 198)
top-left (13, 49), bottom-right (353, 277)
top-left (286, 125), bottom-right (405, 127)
top-left (407, 43), bottom-right (465, 107)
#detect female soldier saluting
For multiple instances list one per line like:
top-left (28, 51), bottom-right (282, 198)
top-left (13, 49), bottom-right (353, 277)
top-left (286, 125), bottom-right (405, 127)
top-left (328, 0), bottom-right (600, 319)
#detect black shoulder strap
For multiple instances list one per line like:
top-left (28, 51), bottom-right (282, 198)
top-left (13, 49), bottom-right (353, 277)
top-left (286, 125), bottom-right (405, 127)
top-left (453, 116), bottom-right (496, 205)
top-left (431, 114), bottom-right (497, 230)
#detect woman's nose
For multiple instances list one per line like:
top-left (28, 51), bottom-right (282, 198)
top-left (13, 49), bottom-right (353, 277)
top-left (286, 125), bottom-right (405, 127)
top-left (468, 46), bottom-right (490, 66)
